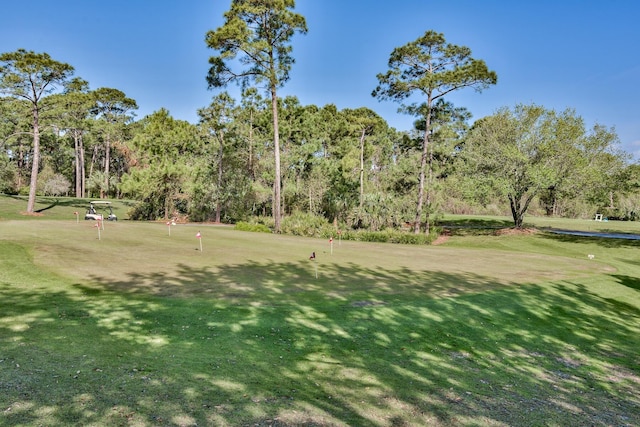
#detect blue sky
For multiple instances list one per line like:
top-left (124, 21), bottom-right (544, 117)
top-left (2, 1), bottom-right (639, 158)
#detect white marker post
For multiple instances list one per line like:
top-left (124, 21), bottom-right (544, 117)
top-left (166, 221), bottom-right (172, 236)
top-left (74, 211), bottom-right (79, 223)
top-left (329, 237), bottom-right (333, 255)
top-left (196, 231), bottom-right (202, 252)
top-left (94, 222), bottom-right (101, 240)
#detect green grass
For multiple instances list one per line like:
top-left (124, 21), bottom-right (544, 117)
top-left (1, 196), bottom-right (639, 426)
top-left (0, 195), bottom-right (134, 221)
top-left (441, 212), bottom-right (640, 235)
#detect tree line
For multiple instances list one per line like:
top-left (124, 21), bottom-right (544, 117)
top-left (1, 1), bottom-right (637, 235)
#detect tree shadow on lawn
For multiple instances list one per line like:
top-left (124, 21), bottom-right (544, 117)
top-left (541, 230), bottom-right (640, 249)
top-left (611, 274), bottom-right (640, 292)
top-left (81, 260), bottom-right (513, 301)
top-left (9, 195), bottom-right (84, 211)
top-left (1, 260), bottom-right (639, 426)
top-left (437, 218), bottom-right (514, 229)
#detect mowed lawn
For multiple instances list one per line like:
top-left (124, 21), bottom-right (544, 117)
top-left (0, 204), bottom-right (639, 425)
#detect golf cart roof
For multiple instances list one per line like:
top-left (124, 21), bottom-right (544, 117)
top-left (90, 201), bottom-right (112, 205)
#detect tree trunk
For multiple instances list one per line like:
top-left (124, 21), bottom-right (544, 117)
top-left (102, 135), bottom-right (110, 199)
top-left (79, 134), bottom-right (86, 198)
top-left (509, 193), bottom-right (534, 228)
top-left (216, 134), bottom-right (223, 223)
top-left (26, 107), bottom-right (40, 213)
top-left (248, 110), bottom-right (255, 180)
top-left (73, 131), bottom-right (82, 198)
top-left (271, 85), bottom-right (282, 233)
top-left (414, 100), bottom-right (433, 234)
top-left (88, 145), bottom-right (98, 197)
top-left (359, 128), bottom-right (366, 209)
top-left (425, 127), bottom-right (435, 235)
top-left (509, 195), bottom-right (523, 228)
top-left (16, 141), bottom-right (26, 189)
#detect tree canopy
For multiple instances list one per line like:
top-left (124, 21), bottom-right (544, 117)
top-left (0, 49), bottom-right (74, 212)
top-left (373, 30), bottom-right (497, 234)
top-left (461, 104), bottom-right (628, 227)
top-left (0, 26), bottom-right (637, 236)
top-left (206, 0), bottom-right (307, 233)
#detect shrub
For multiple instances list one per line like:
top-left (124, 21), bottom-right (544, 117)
top-left (280, 211), bottom-right (334, 237)
top-left (43, 174), bottom-right (71, 196)
top-left (234, 221), bottom-right (271, 233)
top-left (339, 228), bottom-right (436, 245)
top-left (236, 212), bottom-right (439, 245)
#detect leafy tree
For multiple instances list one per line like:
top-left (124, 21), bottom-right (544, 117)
top-left (120, 109), bottom-right (200, 220)
top-left (373, 30), bottom-right (497, 234)
top-left (90, 87), bottom-right (137, 198)
top-left (206, 0), bottom-right (307, 232)
top-left (408, 99), bottom-right (472, 220)
top-left (48, 77), bottom-right (94, 197)
top-left (276, 97), bottom-right (325, 216)
top-left (41, 167), bottom-right (71, 196)
top-left (461, 104), bottom-right (627, 227)
top-left (537, 114), bottom-right (627, 217)
top-left (343, 107), bottom-right (386, 210)
top-left (238, 87), bottom-right (267, 180)
top-left (615, 164), bottom-right (640, 220)
top-left (0, 97), bottom-right (31, 192)
top-left (463, 105), bottom-right (551, 227)
top-left (197, 92), bottom-right (244, 222)
top-left (0, 49), bottom-right (74, 212)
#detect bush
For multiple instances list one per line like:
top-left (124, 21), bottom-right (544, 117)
top-left (0, 157), bottom-right (17, 194)
top-left (43, 174), bottom-right (71, 196)
top-left (340, 229), bottom-right (435, 245)
top-left (280, 211), bottom-right (334, 238)
top-left (236, 212), bottom-right (439, 245)
top-left (234, 221), bottom-right (272, 233)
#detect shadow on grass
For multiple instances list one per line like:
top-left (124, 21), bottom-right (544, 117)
top-left (33, 198), bottom-right (59, 213)
top-left (611, 274), bottom-right (640, 292)
top-left (2, 195), bottom-right (136, 220)
top-left (437, 218), bottom-right (515, 237)
top-left (540, 230), bottom-right (640, 249)
top-left (1, 256), bottom-right (639, 426)
top-left (437, 217), bottom-right (514, 229)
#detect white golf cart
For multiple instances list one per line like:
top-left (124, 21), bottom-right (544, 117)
top-left (85, 201), bottom-right (117, 221)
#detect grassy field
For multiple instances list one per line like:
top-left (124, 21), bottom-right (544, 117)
top-left (1, 196), bottom-right (639, 426)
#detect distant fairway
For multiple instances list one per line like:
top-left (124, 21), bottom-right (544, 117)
top-left (0, 196), bottom-right (638, 426)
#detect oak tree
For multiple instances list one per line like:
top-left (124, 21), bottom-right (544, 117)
top-left (461, 104), bottom-right (627, 228)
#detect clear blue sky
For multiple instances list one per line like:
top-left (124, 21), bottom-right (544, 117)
top-left (2, 1), bottom-right (639, 158)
